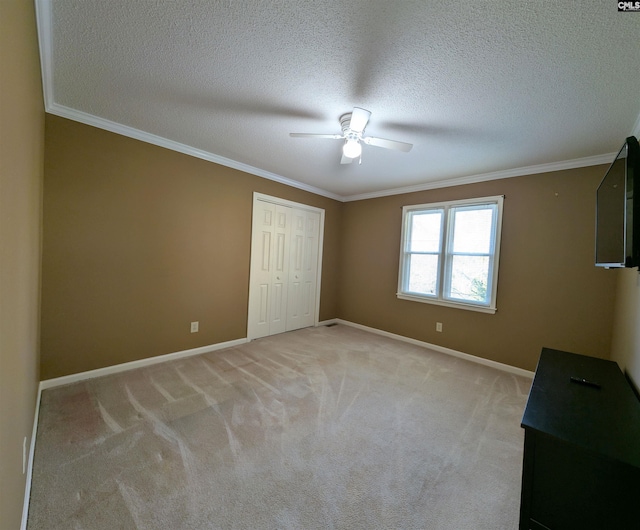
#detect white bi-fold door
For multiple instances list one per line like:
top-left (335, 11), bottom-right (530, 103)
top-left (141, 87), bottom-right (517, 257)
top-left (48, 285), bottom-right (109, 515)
top-left (247, 194), bottom-right (323, 340)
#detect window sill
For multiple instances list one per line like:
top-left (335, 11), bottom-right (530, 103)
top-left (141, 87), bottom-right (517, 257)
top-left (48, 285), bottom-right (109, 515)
top-left (396, 293), bottom-right (497, 314)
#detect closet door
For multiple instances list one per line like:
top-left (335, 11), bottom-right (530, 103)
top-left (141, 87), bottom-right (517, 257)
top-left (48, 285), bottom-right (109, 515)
top-left (247, 195), bottom-right (323, 340)
top-left (287, 209), bottom-right (320, 331)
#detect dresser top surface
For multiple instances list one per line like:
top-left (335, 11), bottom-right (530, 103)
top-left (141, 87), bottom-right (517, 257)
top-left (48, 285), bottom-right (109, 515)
top-left (522, 348), bottom-right (640, 467)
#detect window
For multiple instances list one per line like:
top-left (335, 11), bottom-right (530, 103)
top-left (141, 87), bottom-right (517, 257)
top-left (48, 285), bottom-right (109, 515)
top-left (397, 196), bottom-right (504, 313)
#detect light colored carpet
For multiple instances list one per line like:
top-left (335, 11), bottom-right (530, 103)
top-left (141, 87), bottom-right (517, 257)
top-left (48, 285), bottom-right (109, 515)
top-left (27, 324), bottom-right (531, 529)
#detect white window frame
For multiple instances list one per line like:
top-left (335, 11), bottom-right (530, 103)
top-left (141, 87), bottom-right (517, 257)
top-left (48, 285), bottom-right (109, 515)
top-left (397, 195), bottom-right (504, 314)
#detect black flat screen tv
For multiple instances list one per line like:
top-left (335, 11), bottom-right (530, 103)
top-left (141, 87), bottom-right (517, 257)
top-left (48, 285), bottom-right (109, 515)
top-left (595, 136), bottom-right (640, 268)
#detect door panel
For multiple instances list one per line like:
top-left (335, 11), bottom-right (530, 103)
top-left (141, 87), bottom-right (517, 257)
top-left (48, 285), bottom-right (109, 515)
top-left (302, 281), bottom-right (312, 317)
top-left (257, 284), bottom-right (269, 325)
top-left (274, 232), bottom-right (287, 273)
top-left (272, 282), bottom-right (284, 320)
top-left (260, 232), bottom-right (271, 271)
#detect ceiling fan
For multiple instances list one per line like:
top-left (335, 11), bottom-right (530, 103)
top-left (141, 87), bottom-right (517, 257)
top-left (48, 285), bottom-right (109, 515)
top-left (290, 107), bottom-right (413, 164)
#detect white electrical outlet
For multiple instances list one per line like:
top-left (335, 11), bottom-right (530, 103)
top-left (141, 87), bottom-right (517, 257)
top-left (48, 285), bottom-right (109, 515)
top-left (190, 321), bottom-right (199, 333)
top-left (23, 436), bottom-right (27, 474)
top-left (436, 322), bottom-right (443, 332)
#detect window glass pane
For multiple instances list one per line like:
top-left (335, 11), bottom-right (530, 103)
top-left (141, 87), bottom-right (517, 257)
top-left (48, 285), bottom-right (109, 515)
top-left (407, 254), bottom-right (439, 295)
top-left (409, 211), bottom-right (442, 252)
top-left (447, 255), bottom-right (490, 303)
top-left (451, 206), bottom-right (494, 254)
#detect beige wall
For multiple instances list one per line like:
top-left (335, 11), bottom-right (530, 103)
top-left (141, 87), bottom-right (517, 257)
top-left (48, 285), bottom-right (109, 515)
top-left (338, 166), bottom-right (617, 372)
top-left (611, 268), bottom-right (640, 391)
top-left (42, 113), bottom-right (619, 377)
top-left (0, 0), bottom-right (44, 527)
top-left (41, 115), bottom-right (342, 379)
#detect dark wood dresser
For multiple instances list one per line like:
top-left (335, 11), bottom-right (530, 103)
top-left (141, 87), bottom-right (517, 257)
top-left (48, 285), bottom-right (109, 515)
top-left (519, 347), bottom-right (640, 530)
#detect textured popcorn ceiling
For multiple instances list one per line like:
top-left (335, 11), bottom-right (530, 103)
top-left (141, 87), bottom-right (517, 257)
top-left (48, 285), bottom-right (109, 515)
top-left (38, 0), bottom-right (640, 200)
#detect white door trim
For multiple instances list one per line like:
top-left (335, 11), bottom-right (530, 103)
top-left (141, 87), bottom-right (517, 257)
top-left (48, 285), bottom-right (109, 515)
top-left (248, 193), bottom-right (325, 340)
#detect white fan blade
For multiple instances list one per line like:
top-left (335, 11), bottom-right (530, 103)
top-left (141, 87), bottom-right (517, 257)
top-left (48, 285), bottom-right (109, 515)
top-left (349, 107), bottom-right (371, 133)
top-left (363, 136), bottom-right (413, 152)
top-left (340, 154), bottom-right (354, 164)
top-left (290, 133), bottom-right (343, 139)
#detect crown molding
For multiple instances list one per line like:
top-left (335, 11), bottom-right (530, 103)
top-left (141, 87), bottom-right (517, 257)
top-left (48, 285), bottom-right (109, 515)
top-left (46, 104), bottom-right (343, 202)
top-left (35, 0), bottom-right (54, 109)
top-left (43, 102), bottom-right (621, 205)
top-left (341, 153), bottom-right (616, 202)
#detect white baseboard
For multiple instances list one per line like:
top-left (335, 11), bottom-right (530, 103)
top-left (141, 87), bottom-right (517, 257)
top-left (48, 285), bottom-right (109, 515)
top-left (21, 323), bottom-right (529, 527)
top-left (335, 319), bottom-right (535, 378)
top-left (21, 337), bottom-right (248, 528)
top-left (21, 383), bottom-right (42, 530)
top-left (40, 337), bottom-right (249, 390)
top-left (317, 318), bottom-right (338, 327)
top-left (40, 323), bottom-right (531, 389)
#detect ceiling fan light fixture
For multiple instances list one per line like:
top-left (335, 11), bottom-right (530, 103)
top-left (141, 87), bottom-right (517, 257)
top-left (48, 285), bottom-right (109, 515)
top-left (290, 107), bottom-right (412, 164)
top-left (343, 138), bottom-right (362, 159)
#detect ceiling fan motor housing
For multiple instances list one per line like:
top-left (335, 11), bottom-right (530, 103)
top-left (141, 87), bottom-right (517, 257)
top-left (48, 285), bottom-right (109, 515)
top-left (340, 113), bottom-right (362, 142)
